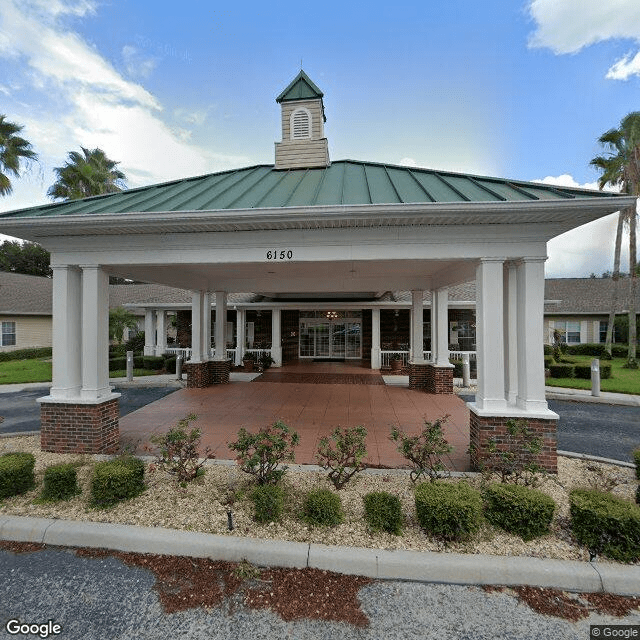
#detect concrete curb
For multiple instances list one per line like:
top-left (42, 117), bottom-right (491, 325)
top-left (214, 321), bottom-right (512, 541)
top-left (1, 515), bottom-right (638, 596)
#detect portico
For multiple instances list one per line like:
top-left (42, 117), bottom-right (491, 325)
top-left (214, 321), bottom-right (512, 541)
top-left (0, 71), bottom-right (633, 471)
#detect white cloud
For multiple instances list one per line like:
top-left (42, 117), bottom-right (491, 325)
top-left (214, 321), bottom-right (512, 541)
top-left (528, 0), bottom-right (640, 79)
top-left (539, 174), bottom-right (636, 277)
top-left (122, 45), bottom-right (157, 80)
top-left (606, 50), bottom-right (640, 80)
top-left (398, 157), bottom-right (417, 167)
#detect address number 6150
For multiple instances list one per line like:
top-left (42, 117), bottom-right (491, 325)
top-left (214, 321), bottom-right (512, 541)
top-left (266, 250), bottom-right (293, 260)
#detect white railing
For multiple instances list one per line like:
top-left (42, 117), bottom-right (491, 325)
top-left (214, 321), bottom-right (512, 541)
top-left (165, 347), bottom-right (192, 359)
top-left (380, 350), bottom-right (477, 368)
top-left (448, 351), bottom-right (477, 363)
top-left (244, 348), bottom-right (272, 361)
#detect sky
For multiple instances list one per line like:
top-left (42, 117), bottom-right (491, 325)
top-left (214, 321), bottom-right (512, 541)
top-left (0, 0), bottom-right (639, 278)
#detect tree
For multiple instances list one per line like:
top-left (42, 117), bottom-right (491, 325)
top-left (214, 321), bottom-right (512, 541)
top-left (109, 307), bottom-right (139, 344)
top-left (0, 240), bottom-right (51, 277)
top-left (0, 115), bottom-right (37, 196)
top-left (590, 112), bottom-right (640, 367)
top-left (47, 147), bottom-right (126, 201)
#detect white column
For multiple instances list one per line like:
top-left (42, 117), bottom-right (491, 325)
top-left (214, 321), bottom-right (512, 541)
top-left (214, 291), bottom-right (227, 360)
top-left (204, 292), bottom-right (212, 358)
top-left (143, 309), bottom-right (156, 356)
top-left (435, 288), bottom-right (450, 367)
top-left (155, 310), bottom-right (167, 356)
top-left (516, 258), bottom-right (549, 413)
top-left (49, 266), bottom-right (82, 400)
top-left (504, 263), bottom-right (518, 405)
top-left (371, 308), bottom-right (381, 369)
top-left (190, 291), bottom-right (204, 362)
top-left (430, 290), bottom-right (438, 363)
top-left (475, 259), bottom-right (507, 412)
top-left (411, 291), bottom-right (424, 362)
top-left (235, 309), bottom-right (246, 366)
top-left (80, 266), bottom-right (111, 400)
top-left (271, 308), bottom-right (282, 366)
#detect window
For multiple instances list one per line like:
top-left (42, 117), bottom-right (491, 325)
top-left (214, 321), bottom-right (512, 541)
top-left (599, 321), bottom-right (608, 343)
top-left (1, 321), bottom-right (16, 347)
top-left (290, 108), bottom-right (311, 139)
top-left (555, 320), bottom-right (581, 344)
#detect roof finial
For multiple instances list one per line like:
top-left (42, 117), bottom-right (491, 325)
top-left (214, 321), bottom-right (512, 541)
top-left (300, 58), bottom-right (303, 70)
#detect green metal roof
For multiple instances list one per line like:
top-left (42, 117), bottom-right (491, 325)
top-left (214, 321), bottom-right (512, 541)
top-left (0, 160), bottom-right (619, 220)
top-left (276, 70), bottom-right (324, 103)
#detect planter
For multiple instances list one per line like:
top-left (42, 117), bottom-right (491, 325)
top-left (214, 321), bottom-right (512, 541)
top-left (243, 360), bottom-right (254, 372)
top-left (390, 359), bottom-right (403, 372)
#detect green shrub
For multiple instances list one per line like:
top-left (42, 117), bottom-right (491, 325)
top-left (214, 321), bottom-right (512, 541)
top-left (90, 456), bottom-right (145, 508)
top-left (612, 345), bottom-right (629, 358)
top-left (569, 489), bottom-right (640, 563)
top-left (415, 481), bottom-right (483, 541)
top-left (632, 448), bottom-right (640, 481)
top-left (543, 357), bottom-right (553, 369)
top-left (549, 364), bottom-right (574, 378)
top-left (0, 452), bottom-right (36, 499)
top-left (0, 347), bottom-right (52, 362)
top-left (543, 344), bottom-right (553, 356)
top-left (142, 356), bottom-right (165, 370)
top-left (636, 485), bottom-right (640, 506)
top-left (564, 344), bottom-right (610, 357)
top-left (133, 356), bottom-right (144, 368)
top-left (301, 488), bottom-right (344, 527)
top-left (363, 491), bottom-right (403, 535)
top-left (163, 356), bottom-right (177, 374)
top-left (483, 483), bottom-right (556, 541)
top-left (109, 357), bottom-right (127, 371)
top-left (228, 421), bottom-right (299, 485)
top-left (390, 416), bottom-right (453, 483)
top-left (316, 425), bottom-right (368, 489)
top-left (251, 484), bottom-right (284, 523)
top-left (109, 344), bottom-right (127, 358)
top-left (449, 360), bottom-right (463, 377)
top-left (124, 331), bottom-right (145, 355)
top-left (41, 463), bottom-right (80, 501)
top-left (574, 364), bottom-right (612, 380)
top-left (149, 414), bottom-right (213, 483)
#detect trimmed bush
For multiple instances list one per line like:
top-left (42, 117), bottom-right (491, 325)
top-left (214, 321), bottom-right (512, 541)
top-left (574, 364), bottom-right (612, 380)
top-left (0, 452), bottom-right (36, 499)
top-left (142, 356), bottom-right (165, 370)
top-left (162, 356), bottom-right (177, 374)
top-left (633, 448), bottom-right (640, 481)
top-left (483, 483), bottom-right (556, 541)
top-left (612, 345), bottom-right (629, 358)
top-left (564, 344), bottom-right (609, 357)
top-left (415, 481), bottom-right (483, 541)
top-left (108, 357), bottom-right (127, 371)
top-left (549, 364), bottom-right (574, 378)
top-left (449, 360), bottom-right (463, 377)
top-left (251, 484), bottom-right (284, 523)
top-left (636, 485), bottom-right (640, 506)
top-left (543, 344), bottom-right (553, 356)
top-left (41, 463), bottom-right (79, 501)
top-left (569, 489), bottom-right (640, 563)
top-left (134, 356), bottom-right (144, 368)
top-left (0, 347), bottom-right (52, 363)
top-left (543, 357), bottom-right (553, 369)
top-left (363, 491), bottom-right (403, 535)
top-left (301, 488), bottom-right (344, 527)
top-left (90, 456), bottom-right (145, 508)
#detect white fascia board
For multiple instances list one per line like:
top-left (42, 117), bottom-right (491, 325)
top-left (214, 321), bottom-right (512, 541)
top-left (0, 197), bottom-right (634, 242)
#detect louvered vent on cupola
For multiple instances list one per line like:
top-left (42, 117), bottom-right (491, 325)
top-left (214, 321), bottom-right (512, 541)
top-left (274, 70), bottom-right (330, 170)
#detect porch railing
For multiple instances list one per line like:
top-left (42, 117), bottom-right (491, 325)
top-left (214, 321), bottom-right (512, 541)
top-left (244, 348), bottom-right (272, 361)
top-left (380, 350), bottom-right (476, 368)
top-left (165, 347), bottom-right (192, 359)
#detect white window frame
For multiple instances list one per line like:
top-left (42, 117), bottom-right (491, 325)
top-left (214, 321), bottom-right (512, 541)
top-left (555, 320), bottom-right (581, 344)
top-left (290, 107), bottom-right (312, 140)
top-left (1, 321), bottom-right (16, 347)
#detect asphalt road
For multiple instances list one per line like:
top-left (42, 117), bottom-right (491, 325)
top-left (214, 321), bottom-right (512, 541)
top-left (2, 547), bottom-right (638, 640)
top-left (0, 387), bottom-right (178, 435)
top-left (1, 387), bottom-right (638, 463)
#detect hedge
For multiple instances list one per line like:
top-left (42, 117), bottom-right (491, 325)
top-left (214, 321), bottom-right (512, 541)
top-left (301, 488), bottom-right (344, 527)
top-left (483, 483), bottom-right (556, 541)
top-left (90, 456), bottom-right (145, 508)
top-left (415, 481), bottom-right (483, 541)
top-left (549, 364), bottom-right (574, 378)
top-left (0, 452), bottom-right (36, 499)
top-left (363, 491), bottom-right (403, 535)
top-left (252, 484), bottom-right (284, 523)
top-left (569, 489), bottom-right (640, 563)
top-left (564, 344), bottom-right (610, 357)
top-left (574, 364), bottom-right (611, 380)
top-left (108, 357), bottom-right (127, 371)
top-left (633, 448), bottom-right (640, 481)
top-left (0, 347), bottom-right (52, 362)
top-left (42, 463), bottom-right (79, 501)
top-left (142, 356), bottom-right (165, 370)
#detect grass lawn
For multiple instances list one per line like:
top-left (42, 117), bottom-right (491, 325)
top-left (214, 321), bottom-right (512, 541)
top-left (547, 355), bottom-right (640, 395)
top-left (0, 359), bottom-right (161, 385)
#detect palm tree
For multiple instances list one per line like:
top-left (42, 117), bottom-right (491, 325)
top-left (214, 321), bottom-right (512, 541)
top-left (47, 147), bottom-right (126, 201)
top-left (109, 307), bottom-right (139, 344)
top-left (590, 112), bottom-right (640, 367)
top-left (0, 115), bottom-right (37, 196)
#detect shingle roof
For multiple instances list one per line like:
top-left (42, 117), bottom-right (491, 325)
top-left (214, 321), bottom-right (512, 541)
top-left (276, 70), bottom-right (324, 102)
top-left (0, 272), bottom-right (54, 314)
top-left (0, 160), bottom-right (618, 221)
top-left (544, 278), bottom-right (640, 314)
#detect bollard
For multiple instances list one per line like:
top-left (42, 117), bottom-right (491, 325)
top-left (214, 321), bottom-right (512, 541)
top-left (126, 350), bottom-right (134, 382)
top-left (591, 358), bottom-right (600, 397)
top-left (176, 354), bottom-right (183, 380)
top-left (462, 353), bottom-right (470, 388)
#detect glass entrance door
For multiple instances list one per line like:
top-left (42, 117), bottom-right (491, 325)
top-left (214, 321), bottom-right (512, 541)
top-left (299, 316), bottom-right (361, 359)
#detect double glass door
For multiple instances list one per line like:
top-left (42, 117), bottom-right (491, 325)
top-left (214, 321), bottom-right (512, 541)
top-left (299, 317), bottom-right (361, 359)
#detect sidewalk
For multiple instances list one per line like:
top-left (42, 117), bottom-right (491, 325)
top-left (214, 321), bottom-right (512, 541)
top-left (545, 385), bottom-right (640, 407)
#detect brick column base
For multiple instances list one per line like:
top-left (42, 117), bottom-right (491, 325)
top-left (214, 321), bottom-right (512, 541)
top-left (40, 397), bottom-right (120, 454)
top-left (409, 363), bottom-right (454, 394)
top-left (185, 360), bottom-right (231, 388)
top-left (469, 409), bottom-right (558, 474)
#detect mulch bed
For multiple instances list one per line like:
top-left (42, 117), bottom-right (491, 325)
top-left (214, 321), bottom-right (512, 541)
top-left (252, 372), bottom-right (384, 385)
